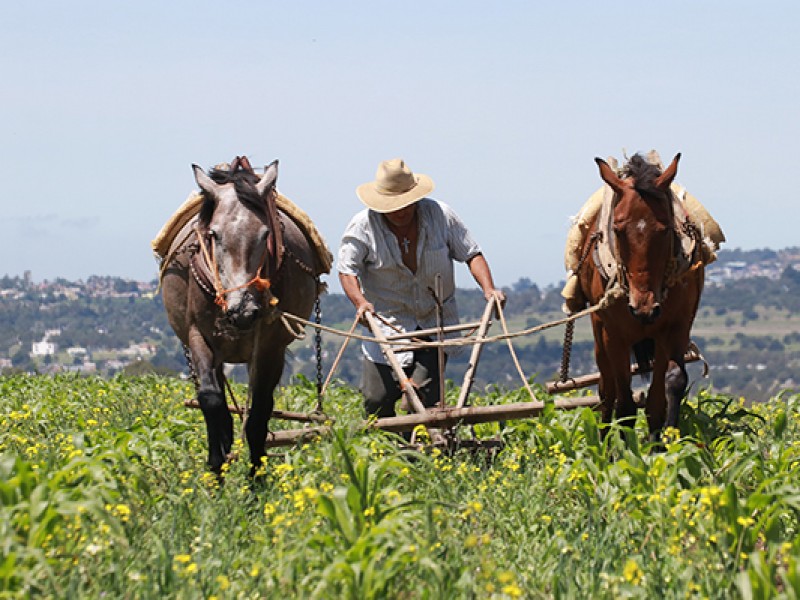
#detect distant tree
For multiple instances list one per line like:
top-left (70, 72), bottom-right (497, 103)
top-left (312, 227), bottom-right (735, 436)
top-left (512, 277), bottom-right (536, 292)
top-left (782, 265), bottom-right (800, 286)
top-left (11, 349), bottom-right (34, 371)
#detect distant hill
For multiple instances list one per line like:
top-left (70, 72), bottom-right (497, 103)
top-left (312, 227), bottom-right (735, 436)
top-left (1, 247), bottom-right (798, 402)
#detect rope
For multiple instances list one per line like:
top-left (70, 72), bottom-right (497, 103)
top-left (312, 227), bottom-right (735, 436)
top-left (278, 296), bottom-right (615, 350)
top-left (320, 314), bottom-right (360, 397)
top-left (494, 299), bottom-right (537, 402)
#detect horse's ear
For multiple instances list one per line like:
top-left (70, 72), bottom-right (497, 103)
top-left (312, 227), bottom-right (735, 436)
top-left (595, 157), bottom-right (625, 193)
top-left (654, 153), bottom-right (681, 190)
top-left (193, 164), bottom-right (220, 196)
top-left (256, 160), bottom-right (279, 197)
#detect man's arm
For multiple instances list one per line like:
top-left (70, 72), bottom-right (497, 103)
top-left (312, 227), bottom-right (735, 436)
top-left (467, 253), bottom-right (507, 307)
top-left (339, 272), bottom-right (374, 321)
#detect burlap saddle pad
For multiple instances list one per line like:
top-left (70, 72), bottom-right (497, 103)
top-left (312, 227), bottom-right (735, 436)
top-left (561, 153), bottom-right (725, 306)
top-left (564, 155), bottom-right (725, 276)
top-left (152, 190), bottom-right (333, 275)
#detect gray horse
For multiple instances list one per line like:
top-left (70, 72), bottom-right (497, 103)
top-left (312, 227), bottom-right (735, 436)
top-left (161, 157), bottom-right (321, 474)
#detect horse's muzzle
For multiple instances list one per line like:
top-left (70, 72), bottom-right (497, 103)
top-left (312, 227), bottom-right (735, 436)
top-left (225, 292), bottom-right (262, 329)
top-left (629, 302), bottom-right (661, 325)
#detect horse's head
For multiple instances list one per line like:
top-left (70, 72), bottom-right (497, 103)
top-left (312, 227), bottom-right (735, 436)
top-left (193, 159), bottom-right (281, 330)
top-left (596, 153), bottom-right (680, 324)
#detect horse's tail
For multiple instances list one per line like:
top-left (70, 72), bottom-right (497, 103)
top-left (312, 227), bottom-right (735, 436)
top-left (632, 338), bottom-right (655, 384)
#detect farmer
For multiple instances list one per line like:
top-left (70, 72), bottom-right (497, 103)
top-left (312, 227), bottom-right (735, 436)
top-left (338, 158), bottom-right (506, 418)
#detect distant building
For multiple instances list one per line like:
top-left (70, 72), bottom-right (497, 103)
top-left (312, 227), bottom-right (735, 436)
top-left (31, 341), bottom-right (56, 356)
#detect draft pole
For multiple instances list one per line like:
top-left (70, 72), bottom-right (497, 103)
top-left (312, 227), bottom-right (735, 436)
top-left (455, 296), bottom-right (496, 409)
top-left (431, 273), bottom-right (446, 409)
top-left (363, 312), bottom-right (427, 415)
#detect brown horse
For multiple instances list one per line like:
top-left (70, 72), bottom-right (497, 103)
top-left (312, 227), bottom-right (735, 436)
top-left (576, 153), bottom-right (705, 442)
top-left (161, 157), bottom-right (321, 473)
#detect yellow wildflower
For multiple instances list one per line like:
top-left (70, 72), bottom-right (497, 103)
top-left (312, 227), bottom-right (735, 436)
top-left (623, 559), bottom-right (643, 585)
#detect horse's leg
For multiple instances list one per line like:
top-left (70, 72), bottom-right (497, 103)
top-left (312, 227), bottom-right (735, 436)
top-left (592, 322), bottom-right (615, 428)
top-left (608, 339), bottom-right (636, 430)
top-left (245, 348), bottom-right (285, 475)
top-left (645, 349), bottom-right (669, 443)
top-left (664, 356), bottom-right (688, 429)
top-left (188, 327), bottom-right (233, 473)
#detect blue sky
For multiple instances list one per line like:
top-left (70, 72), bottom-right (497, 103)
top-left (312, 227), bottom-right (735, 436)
top-left (2, 1), bottom-right (797, 292)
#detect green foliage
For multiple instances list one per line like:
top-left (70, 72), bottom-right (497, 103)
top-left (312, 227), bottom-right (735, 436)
top-left (2, 374), bottom-right (800, 597)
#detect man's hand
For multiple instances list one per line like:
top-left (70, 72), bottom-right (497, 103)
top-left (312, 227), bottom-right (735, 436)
top-left (355, 300), bottom-right (375, 326)
top-left (340, 273), bottom-right (375, 326)
top-left (486, 288), bottom-right (507, 308)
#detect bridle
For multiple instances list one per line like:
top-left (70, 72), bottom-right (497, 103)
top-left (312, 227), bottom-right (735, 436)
top-left (608, 185), bottom-right (677, 301)
top-left (191, 155), bottom-right (284, 313)
top-left (194, 224), bottom-right (273, 313)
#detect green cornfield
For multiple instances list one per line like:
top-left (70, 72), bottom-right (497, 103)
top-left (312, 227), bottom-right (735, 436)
top-left (2, 373), bottom-right (800, 598)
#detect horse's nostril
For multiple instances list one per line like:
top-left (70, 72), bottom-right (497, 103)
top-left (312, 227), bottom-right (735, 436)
top-left (629, 303), bottom-right (661, 324)
top-left (651, 304), bottom-right (661, 320)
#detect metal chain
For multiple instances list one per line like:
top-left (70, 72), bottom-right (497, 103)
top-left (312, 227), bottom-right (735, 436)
top-left (559, 320), bottom-right (575, 383)
top-left (182, 343), bottom-right (199, 391)
top-left (558, 231), bottom-right (602, 383)
top-left (313, 292), bottom-right (324, 413)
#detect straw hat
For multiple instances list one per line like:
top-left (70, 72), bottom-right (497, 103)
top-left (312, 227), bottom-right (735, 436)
top-left (356, 158), bottom-right (434, 213)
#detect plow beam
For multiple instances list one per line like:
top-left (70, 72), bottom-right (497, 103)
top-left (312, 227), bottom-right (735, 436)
top-left (264, 396), bottom-right (599, 448)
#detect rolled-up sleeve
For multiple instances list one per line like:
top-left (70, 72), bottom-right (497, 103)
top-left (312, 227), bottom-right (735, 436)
top-left (443, 203), bottom-right (481, 263)
top-left (337, 214), bottom-right (369, 277)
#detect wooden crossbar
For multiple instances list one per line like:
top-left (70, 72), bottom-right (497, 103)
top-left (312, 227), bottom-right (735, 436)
top-left (384, 321), bottom-right (483, 341)
top-left (264, 396), bottom-right (600, 447)
top-left (182, 400), bottom-right (331, 423)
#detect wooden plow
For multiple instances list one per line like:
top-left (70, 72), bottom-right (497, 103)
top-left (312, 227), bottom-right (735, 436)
top-left (183, 293), bottom-right (708, 450)
top-left (246, 294), bottom-right (604, 450)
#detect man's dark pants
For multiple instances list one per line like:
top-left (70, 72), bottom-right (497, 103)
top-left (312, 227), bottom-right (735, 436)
top-left (360, 347), bottom-right (446, 418)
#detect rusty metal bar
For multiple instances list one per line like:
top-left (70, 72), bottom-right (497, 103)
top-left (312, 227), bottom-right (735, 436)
top-left (546, 351), bottom-right (703, 394)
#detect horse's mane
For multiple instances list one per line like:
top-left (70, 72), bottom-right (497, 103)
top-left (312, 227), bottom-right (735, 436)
top-left (198, 167), bottom-right (269, 226)
top-left (622, 154), bottom-right (666, 199)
